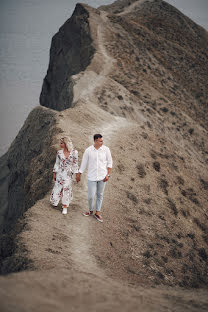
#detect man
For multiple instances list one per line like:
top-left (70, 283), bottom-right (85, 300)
top-left (76, 134), bottom-right (113, 222)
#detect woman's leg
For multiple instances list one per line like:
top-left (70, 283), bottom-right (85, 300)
top-left (62, 178), bottom-right (73, 208)
top-left (50, 180), bottom-right (63, 207)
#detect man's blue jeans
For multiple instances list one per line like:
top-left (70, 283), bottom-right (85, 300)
top-left (88, 180), bottom-right (106, 212)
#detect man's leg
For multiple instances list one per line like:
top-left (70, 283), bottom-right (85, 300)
top-left (88, 180), bottom-right (97, 212)
top-left (95, 180), bottom-right (106, 214)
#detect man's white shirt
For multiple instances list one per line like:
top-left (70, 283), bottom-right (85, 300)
top-left (79, 145), bottom-right (113, 181)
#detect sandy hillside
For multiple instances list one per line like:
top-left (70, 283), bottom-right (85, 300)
top-left (0, 0), bottom-right (208, 311)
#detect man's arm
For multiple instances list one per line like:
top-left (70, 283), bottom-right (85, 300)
top-left (103, 148), bottom-right (113, 182)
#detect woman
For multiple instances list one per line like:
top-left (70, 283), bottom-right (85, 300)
top-left (50, 136), bottom-right (78, 215)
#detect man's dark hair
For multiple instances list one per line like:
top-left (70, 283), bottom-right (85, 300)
top-left (94, 134), bottom-right (103, 141)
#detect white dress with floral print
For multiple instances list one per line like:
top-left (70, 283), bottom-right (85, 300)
top-left (50, 149), bottom-right (78, 207)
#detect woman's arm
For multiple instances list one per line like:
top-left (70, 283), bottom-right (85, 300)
top-left (72, 150), bottom-right (79, 174)
top-left (53, 152), bottom-right (60, 180)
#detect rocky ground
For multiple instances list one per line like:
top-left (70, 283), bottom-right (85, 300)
top-left (0, 0), bottom-right (208, 311)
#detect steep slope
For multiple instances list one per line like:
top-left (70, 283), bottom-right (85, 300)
top-left (0, 0), bottom-right (208, 310)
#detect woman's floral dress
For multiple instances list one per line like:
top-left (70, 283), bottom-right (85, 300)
top-left (50, 149), bottom-right (78, 207)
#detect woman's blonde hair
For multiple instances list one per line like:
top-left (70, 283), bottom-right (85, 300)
top-left (60, 136), bottom-right (73, 151)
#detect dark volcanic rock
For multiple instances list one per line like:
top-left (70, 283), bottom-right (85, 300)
top-left (5, 107), bottom-right (59, 233)
top-left (40, 3), bottom-right (95, 111)
top-left (0, 106), bottom-right (61, 274)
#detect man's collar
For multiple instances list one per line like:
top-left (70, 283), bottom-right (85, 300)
top-left (93, 145), bottom-right (103, 151)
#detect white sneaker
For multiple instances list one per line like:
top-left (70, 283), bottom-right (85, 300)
top-left (62, 207), bottom-right (67, 215)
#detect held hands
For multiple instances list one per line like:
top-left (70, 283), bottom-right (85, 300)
top-left (53, 172), bottom-right (56, 181)
top-left (76, 173), bottom-right (81, 183)
top-left (76, 173), bottom-right (109, 183)
top-left (103, 175), bottom-right (109, 182)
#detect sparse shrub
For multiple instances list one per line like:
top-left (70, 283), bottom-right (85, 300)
top-left (161, 107), bottom-right (168, 113)
top-left (193, 218), bottom-right (208, 234)
top-left (117, 163), bottom-right (125, 173)
top-left (126, 191), bottom-right (138, 204)
top-left (156, 272), bottom-right (165, 279)
top-left (157, 234), bottom-right (170, 244)
top-left (131, 224), bottom-right (140, 232)
top-left (161, 256), bottom-right (168, 263)
top-left (159, 177), bottom-right (169, 195)
top-left (150, 151), bottom-right (157, 159)
top-left (181, 188), bottom-right (200, 206)
top-left (143, 198), bottom-right (151, 204)
top-left (198, 248), bottom-right (207, 261)
top-left (181, 189), bottom-right (186, 197)
top-left (189, 128), bottom-right (194, 135)
top-left (117, 95), bottom-right (123, 100)
top-left (153, 161), bottom-right (160, 172)
top-left (169, 162), bottom-right (178, 171)
top-left (167, 198), bottom-right (178, 216)
top-left (187, 233), bottom-right (195, 239)
top-left (176, 233), bottom-right (183, 239)
top-left (131, 90), bottom-right (139, 96)
top-left (141, 132), bottom-right (148, 139)
top-left (143, 250), bottom-right (151, 258)
top-left (181, 209), bottom-right (190, 217)
top-left (200, 177), bottom-right (208, 190)
top-left (169, 248), bottom-right (182, 259)
top-left (146, 121), bottom-right (152, 128)
top-left (136, 164), bottom-right (146, 178)
top-left (165, 268), bottom-right (175, 276)
top-left (177, 176), bottom-right (184, 185)
top-left (158, 215), bottom-right (165, 221)
top-left (202, 236), bottom-right (208, 245)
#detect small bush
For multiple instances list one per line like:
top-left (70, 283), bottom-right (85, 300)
top-left (153, 161), bottom-right (160, 172)
top-left (143, 250), bottom-right (151, 258)
top-left (126, 191), bottom-right (138, 204)
top-left (167, 198), bottom-right (178, 216)
top-left (159, 178), bottom-right (169, 195)
top-left (136, 164), bottom-right (146, 178)
top-left (198, 248), bottom-right (208, 261)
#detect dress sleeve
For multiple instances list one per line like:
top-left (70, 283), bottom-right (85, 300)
top-left (72, 150), bottom-right (79, 174)
top-left (53, 151), bottom-right (60, 173)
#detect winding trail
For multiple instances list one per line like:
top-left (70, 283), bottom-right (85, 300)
top-left (60, 10), bottom-right (132, 278)
top-left (118, 0), bottom-right (154, 16)
top-left (72, 11), bottom-right (116, 104)
top-left (69, 116), bottom-right (130, 277)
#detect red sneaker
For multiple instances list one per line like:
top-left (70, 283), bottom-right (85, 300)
top-left (82, 211), bottom-right (93, 217)
top-left (94, 214), bottom-right (103, 223)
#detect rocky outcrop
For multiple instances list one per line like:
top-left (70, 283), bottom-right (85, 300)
top-left (5, 107), bottom-right (59, 233)
top-left (40, 3), bottom-right (96, 111)
top-left (0, 153), bottom-right (9, 233)
top-left (0, 106), bottom-right (61, 273)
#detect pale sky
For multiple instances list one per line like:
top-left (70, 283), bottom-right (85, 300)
top-left (0, 0), bottom-right (207, 156)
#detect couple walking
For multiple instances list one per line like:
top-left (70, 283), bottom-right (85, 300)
top-left (50, 134), bottom-right (112, 222)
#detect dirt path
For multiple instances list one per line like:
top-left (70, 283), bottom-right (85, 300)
top-left (72, 11), bottom-right (116, 104)
top-left (118, 0), bottom-right (153, 16)
top-left (61, 113), bottom-right (131, 278)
